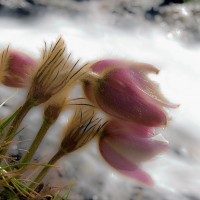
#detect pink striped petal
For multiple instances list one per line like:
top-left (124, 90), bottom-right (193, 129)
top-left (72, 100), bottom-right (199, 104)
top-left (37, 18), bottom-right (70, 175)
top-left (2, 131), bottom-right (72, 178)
top-left (104, 121), bottom-right (169, 163)
top-left (4, 51), bottom-right (37, 88)
top-left (91, 59), bottom-right (159, 74)
top-left (99, 136), bottom-right (154, 186)
top-left (110, 119), bottom-right (157, 138)
top-left (128, 70), bottom-right (178, 109)
top-left (8, 51), bottom-right (36, 76)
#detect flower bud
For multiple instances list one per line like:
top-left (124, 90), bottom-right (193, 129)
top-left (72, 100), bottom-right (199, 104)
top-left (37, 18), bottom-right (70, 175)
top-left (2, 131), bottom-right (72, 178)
top-left (0, 47), bottom-right (37, 88)
top-left (27, 37), bottom-right (87, 106)
top-left (83, 59), bottom-right (177, 127)
top-left (60, 108), bottom-right (105, 154)
top-left (44, 93), bottom-right (66, 124)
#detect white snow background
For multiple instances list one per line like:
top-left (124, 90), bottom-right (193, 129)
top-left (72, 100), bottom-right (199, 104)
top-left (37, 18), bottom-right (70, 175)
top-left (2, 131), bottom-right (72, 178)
top-left (0, 1), bottom-right (200, 199)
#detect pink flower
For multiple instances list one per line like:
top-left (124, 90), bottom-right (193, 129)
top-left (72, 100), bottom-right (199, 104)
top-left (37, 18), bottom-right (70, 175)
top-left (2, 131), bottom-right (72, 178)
top-left (0, 48), bottom-right (37, 88)
top-left (99, 120), bottom-right (169, 186)
top-left (83, 59), bottom-right (177, 127)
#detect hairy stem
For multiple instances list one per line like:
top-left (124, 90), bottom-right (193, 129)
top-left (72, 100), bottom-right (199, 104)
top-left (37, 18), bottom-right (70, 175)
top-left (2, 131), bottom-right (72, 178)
top-left (19, 119), bottom-right (51, 170)
top-left (29, 150), bottom-right (64, 190)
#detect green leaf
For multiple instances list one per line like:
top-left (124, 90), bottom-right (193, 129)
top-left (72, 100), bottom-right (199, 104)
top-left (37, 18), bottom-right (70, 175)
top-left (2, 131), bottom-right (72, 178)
top-left (62, 187), bottom-right (71, 200)
top-left (0, 107), bottom-right (21, 132)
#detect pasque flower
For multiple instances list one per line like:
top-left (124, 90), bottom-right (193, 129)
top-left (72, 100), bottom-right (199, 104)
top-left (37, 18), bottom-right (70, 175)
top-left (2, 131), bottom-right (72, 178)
top-left (83, 59), bottom-right (177, 127)
top-left (0, 47), bottom-right (37, 88)
top-left (99, 120), bottom-right (169, 186)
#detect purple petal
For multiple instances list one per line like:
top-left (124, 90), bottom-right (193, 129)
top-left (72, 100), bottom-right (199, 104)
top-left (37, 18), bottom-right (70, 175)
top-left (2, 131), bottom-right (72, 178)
top-left (4, 51), bottom-right (37, 88)
top-left (92, 60), bottom-right (122, 73)
top-left (91, 59), bottom-right (159, 75)
top-left (110, 119), bottom-right (157, 138)
top-left (104, 121), bottom-right (169, 163)
top-left (99, 136), bottom-right (154, 186)
top-left (9, 51), bottom-right (37, 76)
top-left (129, 69), bottom-right (178, 109)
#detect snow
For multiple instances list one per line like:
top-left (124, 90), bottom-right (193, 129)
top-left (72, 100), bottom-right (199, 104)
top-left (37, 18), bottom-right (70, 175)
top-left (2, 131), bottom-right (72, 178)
top-left (0, 2), bottom-right (200, 199)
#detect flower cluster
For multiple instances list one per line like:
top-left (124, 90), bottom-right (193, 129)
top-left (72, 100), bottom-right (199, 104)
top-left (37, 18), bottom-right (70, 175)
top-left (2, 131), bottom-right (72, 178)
top-left (0, 38), bottom-right (177, 197)
top-left (83, 59), bottom-right (177, 185)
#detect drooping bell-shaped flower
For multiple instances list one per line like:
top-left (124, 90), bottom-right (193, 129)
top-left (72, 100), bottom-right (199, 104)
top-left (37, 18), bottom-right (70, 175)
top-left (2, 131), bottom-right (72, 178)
top-left (0, 47), bottom-right (37, 88)
top-left (83, 59), bottom-right (177, 127)
top-left (99, 120), bottom-right (169, 186)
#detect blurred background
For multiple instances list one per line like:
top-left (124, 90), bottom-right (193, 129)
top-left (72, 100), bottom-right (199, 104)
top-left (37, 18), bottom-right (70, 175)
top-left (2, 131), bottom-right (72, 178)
top-left (0, 0), bottom-right (200, 199)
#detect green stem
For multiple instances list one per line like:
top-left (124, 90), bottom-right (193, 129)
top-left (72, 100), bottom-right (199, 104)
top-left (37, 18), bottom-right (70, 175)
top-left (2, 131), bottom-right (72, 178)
top-left (0, 107), bottom-right (21, 138)
top-left (19, 119), bottom-right (51, 170)
top-left (29, 150), bottom-right (64, 190)
top-left (0, 99), bottom-right (35, 162)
